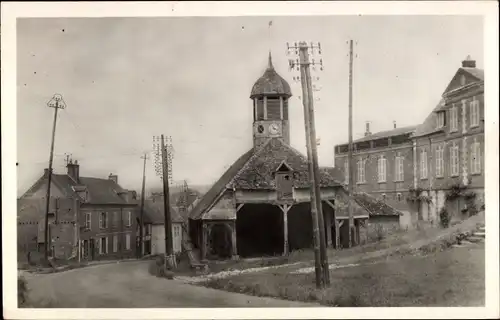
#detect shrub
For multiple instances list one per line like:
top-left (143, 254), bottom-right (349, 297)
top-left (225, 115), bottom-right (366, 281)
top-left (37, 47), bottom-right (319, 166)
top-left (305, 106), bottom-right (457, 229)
top-left (439, 208), bottom-right (450, 229)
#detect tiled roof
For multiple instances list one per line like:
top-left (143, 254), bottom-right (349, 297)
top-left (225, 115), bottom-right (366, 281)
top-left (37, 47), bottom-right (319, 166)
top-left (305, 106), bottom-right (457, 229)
top-left (462, 67), bottom-right (484, 81)
top-left (352, 126), bottom-right (417, 144)
top-left (229, 138), bottom-right (342, 189)
top-left (189, 149), bottom-right (255, 220)
top-left (352, 192), bottom-right (402, 216)
top-left (26, 172), bottom-right (134, 205)
top-left (250, 52), bottom-right (292, 98)
top-left (412, 98), bottom-right (446, 138)
top-left (140, 200), bottom-right (184, 224)
top-left (190, 138), bottom-right (343, 220)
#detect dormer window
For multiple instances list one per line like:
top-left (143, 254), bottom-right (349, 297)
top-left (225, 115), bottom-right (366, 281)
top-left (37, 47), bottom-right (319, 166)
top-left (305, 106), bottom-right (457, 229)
top-left (275, 161), bottom-right (294, 201)
top-left (436, 111), bottom-right (446, 129)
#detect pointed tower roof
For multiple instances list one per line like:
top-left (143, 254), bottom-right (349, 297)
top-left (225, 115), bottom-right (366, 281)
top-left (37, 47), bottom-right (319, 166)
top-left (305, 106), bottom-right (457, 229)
top-left (250, 52), bottom-right (292, 99)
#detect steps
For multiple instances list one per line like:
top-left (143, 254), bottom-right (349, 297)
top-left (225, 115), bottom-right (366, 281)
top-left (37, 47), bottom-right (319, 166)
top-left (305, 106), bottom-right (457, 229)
top-left (454, 224), bottom-right (485, 247)
top-left (181, 224), bottom-right (208, 273)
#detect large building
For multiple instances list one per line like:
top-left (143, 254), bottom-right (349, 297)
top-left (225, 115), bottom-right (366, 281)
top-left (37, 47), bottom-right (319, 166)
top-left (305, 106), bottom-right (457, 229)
top-left (187, 53), bottom-right (401, 261)
top-left (412, 56), bottom-right (484, 224)
top-left (334, 122), bottom-right (417, 225)
top-left (334, 56), bottom-right (484, 227)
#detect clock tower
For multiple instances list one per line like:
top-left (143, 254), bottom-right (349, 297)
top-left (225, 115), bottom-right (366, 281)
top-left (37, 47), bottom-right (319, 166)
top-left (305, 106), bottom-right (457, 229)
top-left (250, 52), bottom-right (292, 148)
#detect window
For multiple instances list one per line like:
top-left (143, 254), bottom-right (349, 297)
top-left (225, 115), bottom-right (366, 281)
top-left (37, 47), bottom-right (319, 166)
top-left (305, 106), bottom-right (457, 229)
top-left (125, 234), bottom-right (131, 250)
top-left (126, 212), bottom-right (132, 227)
top-left (450, 105), bottom-right (458, 132)
top-left (470, 97), bottom-right (480, 127)
top-left (99, 212), bottom-right (108, 229)
top-left (377, 155), bottom-right (387, 182)
top-left (436, 111), bottom-right (445, 128)
top-left (344, 160), bottom-right (349, 184)
top-left (84, 212), bottom-right (91, 229)
top-left (173, 225), bottom-right (180, 238)
top-left (435, 145), bottom-right (444, 177)
top-left (113, 235), bottom-right (118, 253)
top-left (450, 144), bottom-right (460, 177)
top-left (394, 154), bottom-right (404, 182)
top-left (420, 149), bottom-right (428, 179)
top-left (99, 237), bottom-right (108, 255)
top-left (470, 141), bottom-right (481, 174)
top-left (357, 158), bottom-right (365, 183)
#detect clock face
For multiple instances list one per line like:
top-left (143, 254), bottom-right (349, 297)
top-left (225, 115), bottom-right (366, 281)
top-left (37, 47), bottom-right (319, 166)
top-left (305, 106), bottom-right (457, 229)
top-left (269, 123), bottom-right (280, 135)
top-left (257, 125), bottom-right (265, 133)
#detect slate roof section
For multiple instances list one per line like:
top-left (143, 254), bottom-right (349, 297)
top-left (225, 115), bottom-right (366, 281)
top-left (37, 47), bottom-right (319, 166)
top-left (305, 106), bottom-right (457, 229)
top-left (189, 149), bottom-right (255, 220)
top-left (190, 138), bottom-right (343, 220)
top-left (413, 99), bottom-right (446, 138)
top-left (353, 126), bottom-right (417, 144)
top-left (352, 192), bottom-right (402, 216)
top-left (250, 52), bottom-right (292, 98)
top-left (140, 200), bottom-right (184, 224)
top-left (229, 138), bottom-right (342, 189)
top-left (462, 67), bottom-right (484, 81)
top-left (23, 172), bottom-right (134, 205)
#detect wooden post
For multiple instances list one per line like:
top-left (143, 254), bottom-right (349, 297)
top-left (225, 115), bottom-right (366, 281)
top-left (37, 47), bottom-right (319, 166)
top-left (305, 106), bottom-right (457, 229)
top-left (298, 43), bottom-right (323, 288)
top-left (303, 43), bottom-right (330, 286)
top-left (161, 135), bottom-right (176, 269)
top-left (230, 222), bottom-right (238, 259)
top-left (347, 40), bottom-right (355, 249)
top-left (279, 204), bottom-right (290, 256)
top-left (324, 207), bottom-right (332, 247)
top-left (335, 218), bottom-right (340, 249)
top-left (139, 153), bottom-right (148, 258)
top-left (201, 222), bottom-right (208, 262)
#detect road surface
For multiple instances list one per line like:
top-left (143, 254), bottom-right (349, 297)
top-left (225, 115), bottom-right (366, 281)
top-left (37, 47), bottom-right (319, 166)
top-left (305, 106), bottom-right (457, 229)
top-left (22, 260), bottom-right (319, 308)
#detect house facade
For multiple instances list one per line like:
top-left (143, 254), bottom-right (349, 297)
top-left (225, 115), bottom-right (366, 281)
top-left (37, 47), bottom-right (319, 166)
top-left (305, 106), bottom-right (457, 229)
top-left (139, 199), bottom-right (184, 256)
top-left (412, 56), bottom-right (484, 224)
top-left (19, 160), bottom-right (139, 261)
top-left (334, 123), bottom-right (417, 228)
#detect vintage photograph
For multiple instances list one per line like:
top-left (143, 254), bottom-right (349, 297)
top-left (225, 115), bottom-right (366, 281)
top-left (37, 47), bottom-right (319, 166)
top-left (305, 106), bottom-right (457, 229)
top-left (2, 1), bottom-right (498, 317)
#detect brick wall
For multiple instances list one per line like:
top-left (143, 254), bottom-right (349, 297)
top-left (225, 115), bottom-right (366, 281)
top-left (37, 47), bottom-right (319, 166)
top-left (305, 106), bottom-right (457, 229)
top-left (335, 144), bottom-right (414, 211)
top-left (79, 206), bottom-right (138, 260)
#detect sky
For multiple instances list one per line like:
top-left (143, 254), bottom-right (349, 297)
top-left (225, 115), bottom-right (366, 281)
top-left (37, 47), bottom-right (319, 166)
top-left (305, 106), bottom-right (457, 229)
top-left (16, 15), bottom-right (483, 196)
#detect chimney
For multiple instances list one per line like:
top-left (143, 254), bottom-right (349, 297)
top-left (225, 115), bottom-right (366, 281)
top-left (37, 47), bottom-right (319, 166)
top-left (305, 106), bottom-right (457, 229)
top-left (108, 173), bottom-right (118, 185)
top-left (393, 121), bottom-right (397, 129)
top-left (67, 160), bottom-right (80, 183)
top-left (462, 55), bottom-right (476, 68)
top-left (364, 121), bottom-right (371, 137)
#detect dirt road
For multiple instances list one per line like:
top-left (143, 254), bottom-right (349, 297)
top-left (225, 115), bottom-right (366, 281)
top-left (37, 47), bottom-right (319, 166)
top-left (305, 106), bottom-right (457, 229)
top-left (22, 260), bottom-right (318, 308)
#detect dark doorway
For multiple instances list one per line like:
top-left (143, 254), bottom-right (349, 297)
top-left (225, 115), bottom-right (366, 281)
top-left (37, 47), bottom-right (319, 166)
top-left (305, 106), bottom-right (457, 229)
top-left (339, 221), bottom-right (350, 249)
top-left (209, 223), bottom-right (232, 259)
top-left (236, 204), bottom-right (283, 257)
top-left (287, 202), bottom-right (313, 252)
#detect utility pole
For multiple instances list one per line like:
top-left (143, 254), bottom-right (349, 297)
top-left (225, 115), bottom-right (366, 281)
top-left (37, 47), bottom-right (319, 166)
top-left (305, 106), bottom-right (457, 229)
top-left (139, 153), bottom-right (149, 258)
top-left (153, 135), bottom-right (176, 269)
top-left (303, 45), bottom-right (330, 286)
top-left (44, 94), bottom-right (66, 262)
top-left (347, 40), bottom-right (355, 248)
top-left (287, 41), bottom-right (329, 288)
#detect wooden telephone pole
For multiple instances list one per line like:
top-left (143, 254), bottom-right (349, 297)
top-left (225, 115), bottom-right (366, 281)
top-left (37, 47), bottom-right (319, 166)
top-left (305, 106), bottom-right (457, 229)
top-left (347, 40), bottom-right (355, 248)
top-left (139, 153), bottom-right (149, 258)
top-left (44, 94), bottom-right (66, 262)
top-left (287, 41), bottom-right (330, 288)
top-left (153, 135), bottom-right (176, 269)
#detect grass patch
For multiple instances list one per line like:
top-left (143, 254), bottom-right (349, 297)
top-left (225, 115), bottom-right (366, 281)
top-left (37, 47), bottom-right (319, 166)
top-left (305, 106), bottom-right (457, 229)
top-left (202, 244), bottom-right (484, 307)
